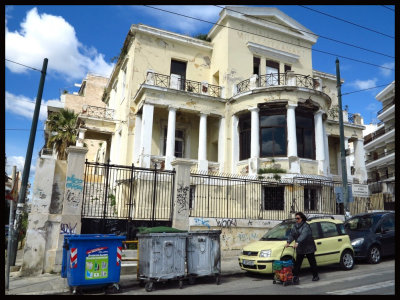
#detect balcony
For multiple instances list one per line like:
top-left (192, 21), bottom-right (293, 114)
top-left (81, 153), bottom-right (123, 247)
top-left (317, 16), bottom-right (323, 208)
top-left (81, 105), bottom-right (115, 120)
top-left (364, 125), bottom-right (395, 146)
top-left (235, 72), bottom-right (322, 95)
top-left (145, 71), bottom-right (223, 98)
top-left (366, 149), bottom-right (395, 165)
top-left (377, 101), bottom-right (394, 116)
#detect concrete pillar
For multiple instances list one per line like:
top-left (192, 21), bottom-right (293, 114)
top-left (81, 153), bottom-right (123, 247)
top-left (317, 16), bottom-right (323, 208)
top-left (249, 107), bottom-right (260, 175)
top-left (165, 106), bottom-right (177, 170)
top-left (314, 110), bottom-right (325, 175)
top-left (76, 128), bottom-right (87, 147)
top-left (132, 114), bottom-right (142, 165)
top-left (171, 159), bottom-right (195, 230)
top-left (198, 113), bottom-right (208, 172)
top-left (139, 103), bottom-right (154, 168)
top-left (231, 114), bottom-right (239, 173)
top-left (218, 117), bottom-right (225, 172)
top-left (21, 156), bottom-right (57, 276)
top-left (353, 138), bottom-right (368, 183)
top-left (323, 123), bottom-right (331, 175)
top-left (286, 103), bottom-right (300, 173)
top-left (249, 74), bottom-right (258, 90)
top-left (344, 138), bottom-right (352, 179)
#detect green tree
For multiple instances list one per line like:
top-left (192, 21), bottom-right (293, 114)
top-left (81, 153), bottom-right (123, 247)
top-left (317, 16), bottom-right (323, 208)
top-left (46, 109), bottom-right (79, 160)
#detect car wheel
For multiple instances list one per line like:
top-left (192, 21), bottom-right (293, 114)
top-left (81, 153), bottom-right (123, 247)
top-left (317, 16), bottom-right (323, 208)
top-left (340, 249), bottom-right (354, 270)
top-left (367, 245), bottom-right (381, 264)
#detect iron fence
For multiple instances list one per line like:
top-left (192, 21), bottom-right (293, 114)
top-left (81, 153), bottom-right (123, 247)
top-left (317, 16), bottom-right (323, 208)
top-left (189, 172), bottom-right (370, 220)
top-left (81, 160), bottom-right (175, 222)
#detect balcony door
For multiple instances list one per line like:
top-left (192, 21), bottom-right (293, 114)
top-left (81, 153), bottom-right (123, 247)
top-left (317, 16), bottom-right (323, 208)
top-left (266, 60), bottom-right (279, 86)
top-left (170, 60), bottom-right (187, 90)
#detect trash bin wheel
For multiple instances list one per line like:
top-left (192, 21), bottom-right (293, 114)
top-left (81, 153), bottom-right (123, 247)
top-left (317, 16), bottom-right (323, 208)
top-left (108, 283), bottom-right (121, 294)
top-left (216, 275), bottom-right (221, 285)
top-left (179, 279), bottom-right (183, 289)
top-left (273, 280), bottom-right (276, 284)
top-left (188, 276), bottom-right (196, 285)
top-left (145, 281), bottom-right (154, 292)
top-left (139, 280), bottom-right (145, 287)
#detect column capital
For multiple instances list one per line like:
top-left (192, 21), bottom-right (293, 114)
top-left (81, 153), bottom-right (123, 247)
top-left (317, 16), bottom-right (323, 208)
top-left (198, 112), bottom-right (210, 117)
top-left (168, 105), bottom-right (178, 112)
top-left (314, 109), bottom-right (325, 116)
top-left (286, 103), bottom-right (298, 109)
top-left (248, 107), bottom-right (259, 113)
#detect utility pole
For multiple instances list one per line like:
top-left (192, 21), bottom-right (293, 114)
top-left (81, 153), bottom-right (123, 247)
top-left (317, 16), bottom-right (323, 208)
top-left (9, 58), bottom-right (48, 272)
top-left (6, 166), bottom-right (17, 290)
top-left (335, 58), bottom-right (350, 220)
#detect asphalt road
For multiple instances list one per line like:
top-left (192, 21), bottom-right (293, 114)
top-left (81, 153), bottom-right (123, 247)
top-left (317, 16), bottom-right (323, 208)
top-left (118, 257), bottom-right (395, 295)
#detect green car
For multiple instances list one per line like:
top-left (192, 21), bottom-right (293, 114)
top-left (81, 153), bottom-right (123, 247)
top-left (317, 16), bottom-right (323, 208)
top-left (239, 217), bottom-right (354, 274)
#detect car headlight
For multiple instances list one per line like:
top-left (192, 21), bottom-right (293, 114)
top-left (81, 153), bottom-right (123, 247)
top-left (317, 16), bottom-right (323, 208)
top-left (259, 249), bottom-right (272, 258)
top-left (351, 238), bottom-right (364, 247)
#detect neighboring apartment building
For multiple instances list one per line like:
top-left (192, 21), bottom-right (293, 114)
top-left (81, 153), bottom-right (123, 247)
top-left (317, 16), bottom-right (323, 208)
top-left (81, 6), bottom-right (366, 184)
top-left (363, 81), bottom-right (395, 206)
top-left (42, 73), bottom-right (109, 163)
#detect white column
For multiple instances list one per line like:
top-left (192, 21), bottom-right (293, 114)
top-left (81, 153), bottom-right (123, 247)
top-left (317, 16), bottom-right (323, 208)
top-left (344, 137), bottom-right (351, 179)
top-left (314, 110), bottom-right (325, 175)
top-left (286, 103), bottom-right (298, 157)
top-left (323, 124), bottom-right (331, 175)
top-left (353, 138), bottom-right (367, 183)
top-left (248, 107), bottom-right (259, 175)
top-left (198, 113), bottom-right (208, 171)
top-left (231, 114), bottom-right (239, 173)
top-left (132, 114), bottom-right (142, 165)
top-left (165, 106), bottom-right (177, 170)
top-left (76, 128), bottom-right (87, 147)
top-left (286, 103), bottom-right (300, 173)
top-left (218, 117), bottom-right (225, 172)
top-left (139, 103), bottom-right (154, 168)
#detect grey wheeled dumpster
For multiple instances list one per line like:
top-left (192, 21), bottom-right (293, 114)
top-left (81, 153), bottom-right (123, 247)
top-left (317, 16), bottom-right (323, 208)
top-left (186, 230), bottom-right (221, 285)
top-left (137, 231), bottom-right (187, 292)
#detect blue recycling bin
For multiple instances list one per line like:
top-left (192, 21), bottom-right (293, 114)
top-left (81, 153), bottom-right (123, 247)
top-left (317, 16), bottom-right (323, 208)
top-left (62, 234), bottom-right (126, 293)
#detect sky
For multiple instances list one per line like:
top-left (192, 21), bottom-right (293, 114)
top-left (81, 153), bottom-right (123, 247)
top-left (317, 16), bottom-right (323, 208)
top-left (4, 5), bottom-right (395, 195)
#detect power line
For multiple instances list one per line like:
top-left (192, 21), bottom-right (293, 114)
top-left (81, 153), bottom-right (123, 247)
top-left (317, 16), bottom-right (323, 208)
top-left (298, 5), bottom-right (394, 39)
top-left (216, 5), bottom-right (394, 59)
top-left (5, 58), bottom-right (42, 72)
top-left (143, 5), bottom-right (394, 71)
top-left (341, 83), bottom-right (394, 96)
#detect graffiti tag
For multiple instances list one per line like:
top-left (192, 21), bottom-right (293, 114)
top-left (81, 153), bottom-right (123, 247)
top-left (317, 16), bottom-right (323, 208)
top-left (194, 218), bottom-right (211, 229)
top-left (176, 185), bottom-right (190, 213)
top-left (215, 218), bottom-right (237, 229)
top-left (66, 175), bottom-right (83, 191)
top-left (60, 223), bottom-right (77, 234)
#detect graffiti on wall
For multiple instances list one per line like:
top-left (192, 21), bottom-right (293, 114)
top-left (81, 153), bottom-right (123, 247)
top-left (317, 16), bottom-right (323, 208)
top-left (65, 175), bottom-right (83, 208)
top-left (215, 218), bottom-right (237, 229)
top-left (176, 184), bottom-right (190, 213)
top-left (193, 218), bottom-right (211, 229)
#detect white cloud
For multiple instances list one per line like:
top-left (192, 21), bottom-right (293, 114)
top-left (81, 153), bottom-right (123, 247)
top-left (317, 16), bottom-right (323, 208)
top-left (137, 5), bottom-right (221, 35)
top-left (380, 62), bottom-right (395, 77)
top-left (5, 155), bottom-right (25, 175)
top-left (5, 91), bottom-right (62, 121)
top-left (5, 7), bottom-right (114, 80)
top-left (349, 78), bottom-right (378, 90)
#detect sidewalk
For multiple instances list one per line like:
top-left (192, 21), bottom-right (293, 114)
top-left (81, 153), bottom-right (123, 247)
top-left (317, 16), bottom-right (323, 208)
top-left (5, 249), bottom-right (243, 295)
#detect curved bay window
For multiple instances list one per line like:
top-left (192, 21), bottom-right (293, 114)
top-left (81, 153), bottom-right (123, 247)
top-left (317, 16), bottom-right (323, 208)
top-left (260, 106), bottom-right (287, 157)
top-left (239, 113), bottom-right (251, 160)
top-left (296, 104), bottom-right (317, 159)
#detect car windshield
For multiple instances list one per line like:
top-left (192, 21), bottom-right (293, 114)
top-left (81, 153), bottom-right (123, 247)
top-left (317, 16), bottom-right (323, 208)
top-left (344, 215), bottom-right (382, 231)
top-left (260, 222), bottom-right (294, 241)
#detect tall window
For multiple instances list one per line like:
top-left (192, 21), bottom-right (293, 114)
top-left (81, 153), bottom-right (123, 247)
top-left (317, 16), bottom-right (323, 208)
top-left (260, 108), bottom-right (287, 157)
top-left (239, 113), bottom-right (251, 160)
top-left (170, 60), bottom-right (187, 90)
top-left (266, 60), bottom-right (280, 85)
top-left (263, 186), bottom-right (285, 210)
top-left (163, 127), bottom-right (185, 158)
top-left (253, 57), bottom-right (260, 76)
top-left (304, 187), bottom-right (319, 211)
top-left (296, 111), bottom-right (315, 159)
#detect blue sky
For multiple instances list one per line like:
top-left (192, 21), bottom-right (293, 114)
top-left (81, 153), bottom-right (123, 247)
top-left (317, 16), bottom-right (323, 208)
top-left (5, 5), bottom-right (395, 190)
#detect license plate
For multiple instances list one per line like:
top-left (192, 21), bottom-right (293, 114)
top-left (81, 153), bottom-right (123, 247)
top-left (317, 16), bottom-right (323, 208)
top-left (242, 259), bottom-right (255, 266)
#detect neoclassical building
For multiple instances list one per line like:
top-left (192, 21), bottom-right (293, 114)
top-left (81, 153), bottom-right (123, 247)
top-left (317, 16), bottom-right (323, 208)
top-left (77, 6), bottom-right (367, 183)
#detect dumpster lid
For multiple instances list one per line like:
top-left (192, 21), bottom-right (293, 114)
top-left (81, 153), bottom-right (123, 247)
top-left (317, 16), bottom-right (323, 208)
top-left (137, 226), bottom-right (187, 234)
top-left (65, 234), bottom-right (126, 241)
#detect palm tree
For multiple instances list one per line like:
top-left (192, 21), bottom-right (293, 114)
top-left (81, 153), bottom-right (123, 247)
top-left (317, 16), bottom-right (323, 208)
top-left (46, 109), bottom-right (79, 160)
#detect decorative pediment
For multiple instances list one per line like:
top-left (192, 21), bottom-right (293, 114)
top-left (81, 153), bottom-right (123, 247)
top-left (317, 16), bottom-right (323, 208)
top-left (247, 42), bottom-right (299, 63)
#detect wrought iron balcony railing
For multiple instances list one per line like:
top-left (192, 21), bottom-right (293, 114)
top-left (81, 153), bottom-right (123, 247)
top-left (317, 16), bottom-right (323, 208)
top-left (145, 72), bottom-right (223, 98)
top-left (366, 148), bottom-right (395, 164)
top-left (364, 125), bottom-right (395, 145)
top-left (81, 105), bottom-right (115, 120)
top-left (377, 101), bottom-right (394, 116)
top-left (236, 72), bottom-right (321, 94)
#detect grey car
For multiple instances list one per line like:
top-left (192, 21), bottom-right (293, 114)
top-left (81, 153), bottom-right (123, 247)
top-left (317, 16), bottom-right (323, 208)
top-left (344, 211), bottom-right (395, 264)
